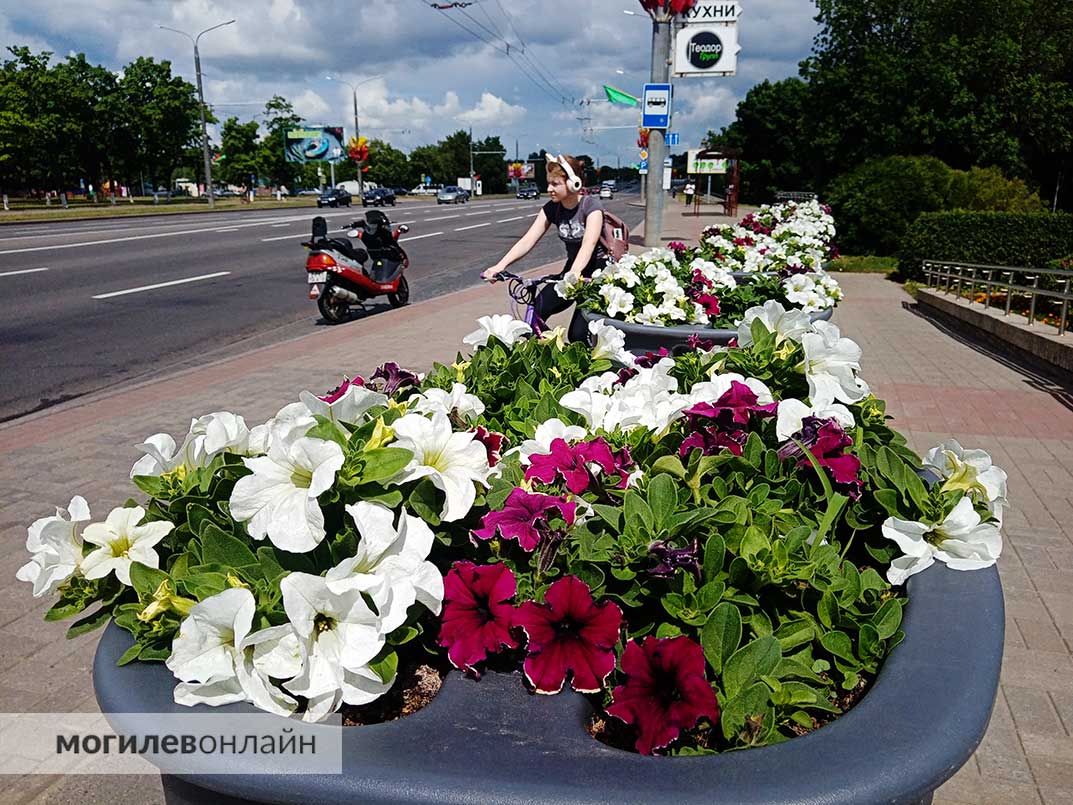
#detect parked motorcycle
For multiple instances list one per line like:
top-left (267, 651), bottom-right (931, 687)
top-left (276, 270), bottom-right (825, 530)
top-left (303, 210), bottom-right (411, 323)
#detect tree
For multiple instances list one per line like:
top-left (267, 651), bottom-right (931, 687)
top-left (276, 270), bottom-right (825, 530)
top-left (409, 144), bottom-right (447, 185)
top-left (258, 95), bottom-right (302, 188)
top-left (219, 117), bottom-right (260, 186)
top-left (0, 47), bottom-right (65, 191)
top-left (365, 139), bottom-right (413, 188)
top-left (473, 135), bottom-right (507, 194)
top-left (439, 129), bottom-right (472, 185)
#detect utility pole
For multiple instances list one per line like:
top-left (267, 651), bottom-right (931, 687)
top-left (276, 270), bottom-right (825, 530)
top-left (643, 9), bottom-right (673, 247)
top-left (469, 127), bottom-right (474, 194)
top-left (353, 90), bottom-right (362, 196)
top-left (159, 20), bottom-right (235, 210)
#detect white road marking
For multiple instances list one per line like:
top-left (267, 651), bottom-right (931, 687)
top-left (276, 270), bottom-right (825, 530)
top-left (92, 272), bottom-right (232, 300)
top-left (424, 215), bottom-right (458, 221)
top-left (496, 216), bottom-right (526, 223)
top-left (261, 233), bottom-right (307, 242)
top-left (270, 223), bottom-right (291, 228)
top-left (400, 231), bottom-right (443, 242)
top-left (0, 212), bottom-right (355, 253)
top-left (464, 210), bottom-right (493, 216)
top-left (0, 266), bottom-right (49, 278)
top-left (455, 222), bottom-right (491, 232)
top-left (215, 227), bottom-right (239, 232)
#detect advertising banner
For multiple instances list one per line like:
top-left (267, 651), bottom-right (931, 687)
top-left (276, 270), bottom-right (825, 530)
top-left (687, 150), bottom-right (728, 174)
top-left (674, 23), bottom-right (741, 77)
top-left (284, 127), bottom-right (346, 163)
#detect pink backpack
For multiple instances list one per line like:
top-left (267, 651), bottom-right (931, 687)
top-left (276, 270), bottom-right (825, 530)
top-left (600, 211), bottom-right (631, 262)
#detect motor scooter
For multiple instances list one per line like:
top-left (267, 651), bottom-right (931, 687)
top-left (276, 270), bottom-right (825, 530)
top-left (303, 210), bottom-right (410, 323)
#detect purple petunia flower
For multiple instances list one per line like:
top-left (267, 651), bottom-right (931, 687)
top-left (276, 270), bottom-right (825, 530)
top-left (606, 636), bottom-right (721, 755)
top-left (634, 347), bottom-right (672, 368)
top-left (679, 381), bottom-right (778, 459)
top-left (318, 375), bottom-right (365, 404)
top-left (647, 539), bottom-right (702, 581)
top-left (514, 576), bottom-right (622, 694)
top-left (686, 333), bottom-right (716, 352)
top-left (472, 488), bottom-right (577, 552)
top-left (525, 437), bottom-right (629, 495)
top-left (370, 361), bottom-right (419, 396)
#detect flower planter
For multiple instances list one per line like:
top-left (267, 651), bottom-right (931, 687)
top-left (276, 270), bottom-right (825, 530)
top-left (580, 307), bottom-right (834, 355)
top-left (94, 561), bottom-right (1003, 805)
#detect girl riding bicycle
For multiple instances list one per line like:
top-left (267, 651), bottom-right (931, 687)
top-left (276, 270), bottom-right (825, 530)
top-left (482, 154), bottom-right (605, 341)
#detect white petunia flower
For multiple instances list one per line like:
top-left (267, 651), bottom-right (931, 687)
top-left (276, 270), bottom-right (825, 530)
top-left (409, 382), bottom-right (486, 423)
top-left (229, 428), bottom-right (345, 553)
top-left (690, 372), bottom-right (775, 406)
top-left (462, 315), bottom-right (531, 348)
top-left (775, 398), bottom-right (856, 441)
top-left (131, 412), bottom-right (251, 478)
top-left (281, 572), bottom-right (391, 722)
top-left (588, 319), bottom-right (633, 364)
top-left (735, 301), bottom-right (813, 347)
top-left (81, 506), bottom-right (174, 586)
top-left (298, 382), bottom-right (388, 429)
top-left (325, 502), bottom-right (444, 632)
top-left (599, 285), bottom-right (635, 318)
top-left (17, 495), bottom-right (90, 597)
top-left (388, 412), bottom-right (492, 522)
top-left (248, 402), bottom-right (317, 454)
top-left (922, 440), bottom-right (1008, 518)
top-left (801, 320), bottom-right (870, 407)
top-left (882, 498), bottom-right (1003, 585)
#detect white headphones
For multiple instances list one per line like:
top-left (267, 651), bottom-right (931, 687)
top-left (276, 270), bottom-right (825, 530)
top-left (545, 153), bottom-right (583, 193)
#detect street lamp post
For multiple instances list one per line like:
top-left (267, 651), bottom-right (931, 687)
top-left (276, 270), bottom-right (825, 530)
top-left (159, 19), bottom-right (235, 209)
top-left (326, 75), bottom-right (381, 196)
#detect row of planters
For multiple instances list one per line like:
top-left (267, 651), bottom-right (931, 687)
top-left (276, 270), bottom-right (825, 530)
top-left (21, 295), bottom-right (1005, 802)
top-left (564, 199), bottom-right (843, 352)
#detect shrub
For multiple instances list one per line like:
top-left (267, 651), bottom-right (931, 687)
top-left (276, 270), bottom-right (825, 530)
top-left (827, 156), bottom-right (1045, 256)
top-left (897, 211), bottom-right (1073, 280)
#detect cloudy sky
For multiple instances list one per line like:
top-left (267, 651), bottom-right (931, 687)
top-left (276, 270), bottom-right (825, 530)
top-left (2, 0), bottom-right (819, 164)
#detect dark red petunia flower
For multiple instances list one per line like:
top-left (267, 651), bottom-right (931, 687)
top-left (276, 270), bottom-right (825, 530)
top-left (777, 416), bottom-right (863, 500)
top-left (690, 267), bottom-right (714, 289)
top-left (514, 576), bottom-right (622, 694)
top-left (318, 374), bottom-right (365, 403)
top-left (615, 366), bottom-right (639, 386)
top-left (606, 636), bottom-right (721, 755)
top-left (694, 293), bottom-right (721, 317)
top-left (438, 561), bottom-right (518, 675)
top-left (687, 333), bottom-right (716, 352)
top-left (472, 488), bottom-right (576, 552)
top-left (648, 539), bottom-right (702, 581)
top-left (471, 425), bottom-right (505, 467)
top-left (679, 381), bottom-right (778, 459)
top-left (680, 425), bottom-right (748, 457)
top-left (370, 361), bottom-right (419, 396)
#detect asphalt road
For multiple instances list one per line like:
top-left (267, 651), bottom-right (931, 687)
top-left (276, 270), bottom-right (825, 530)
top-left (0, 193), bottom-right (643, 421)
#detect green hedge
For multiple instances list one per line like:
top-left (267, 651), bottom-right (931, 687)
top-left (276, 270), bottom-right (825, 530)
top-left (897, 211), bottom-right (1073, 280)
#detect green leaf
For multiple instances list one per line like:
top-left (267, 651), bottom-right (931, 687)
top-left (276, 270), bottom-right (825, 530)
top-left (591, 503), bottom-right (622, 531)
top-left (129, 561), bottom-right (170, 599)
top-left (872, 599), bottom-right (903, 639)
top-left (369, 651), bottom-right (399, 684)
top-left (201, 523), bottom-right (258, 568)
top-left (116, 643), bottom-right (144, 666)
top-left (65, 606), bottom-right (114, 639)
top-left (820, 630), bottom-right (856, 662)
top-left (723, 636), bottom-right (781, 700)
top-left (131, 474), bottom-right (167, 499)
top-left (701, 602), bottom-right (742, 674)
top-left (624, 490), bottom-right (654, 536)
top-left (721, 681), bottom-right (771, 742)
top-left (652, 455), bottom-right (687, 479)
top-left (44, 600), bottom-right (86, 622)
top-left (647, 474), bottom-right (678, 533)
top-left (407, 478), bottom-right (442, 526)
top-left (702, 533), bottom-right (725, 580)
top-left (361, 447), bottom-right (413, 484)
top-left (817, 592), bottom-right (839, 629)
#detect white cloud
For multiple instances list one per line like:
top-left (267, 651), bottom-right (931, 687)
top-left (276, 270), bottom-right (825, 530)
top-left (457, 92), bottom-right (526, 127)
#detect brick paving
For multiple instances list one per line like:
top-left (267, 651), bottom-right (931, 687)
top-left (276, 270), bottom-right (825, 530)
top-left (0, 206), bottom-right (1069, 801)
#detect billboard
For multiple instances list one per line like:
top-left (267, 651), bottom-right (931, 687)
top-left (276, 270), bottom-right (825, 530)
top-left (284, 127), bottom-right (345, 163)
top-left (507, 162), bottom-right (535, 180)
top-left (687, 150), bottom-right (728, 174)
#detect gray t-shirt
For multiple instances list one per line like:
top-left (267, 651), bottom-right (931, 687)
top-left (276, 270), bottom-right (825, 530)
top-left (542, 195), bottom-right (606, 269)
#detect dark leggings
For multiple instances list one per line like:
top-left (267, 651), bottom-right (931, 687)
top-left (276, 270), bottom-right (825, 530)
top-left (533, 259), bottom-right (603, 343)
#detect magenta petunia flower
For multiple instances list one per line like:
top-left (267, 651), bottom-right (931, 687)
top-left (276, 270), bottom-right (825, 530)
top-left (680, 381), bottom-right (778, 459)
top-left (615, 366), bottom-right (639, 386)
top-left (471, 426), bottom-right (505, 467)
top-left (370, 361), bottom-right (419, 396)
top-left (437, 561), bottom-right (518, 675)
top-left (606, 636), bottom-right (721, 755)
top-left (690, 267), bottom-right (714, 289)
top-left (778, 416), bottom-right (863, 500)
top-left (318, 374), bottom-right (365, 403)
top-left (634, 347), bottom-right (671, 368)
top-left (686, 333), bottom-right (716, 352)
top-left (525, 437), bottom-right (625, 495)
top-left (514, 576), bottom-right (622, 694)
top-left (694, 292), bottom-right (721, 317)
top-left (472, 488), bottom-right (577, 551)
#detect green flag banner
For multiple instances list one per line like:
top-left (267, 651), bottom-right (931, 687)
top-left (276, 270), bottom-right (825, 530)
top-left (604, 85), bottom-right (639, 106)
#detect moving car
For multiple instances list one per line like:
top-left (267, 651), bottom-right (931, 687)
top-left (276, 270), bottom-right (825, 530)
top-left (516, 184), bottom-right (540, 199)
top-left (362, 187), bottom-right (396, 207)
top-left (317, 188), bottom-right (352, 208)
top-left (599, 185), bottom-right (614, 200)
top-left (437, 186), bottom-right (468, 204)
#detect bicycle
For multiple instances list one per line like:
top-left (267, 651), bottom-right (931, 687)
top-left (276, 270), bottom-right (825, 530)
top-left (487, 270), bottom-right (563, 334)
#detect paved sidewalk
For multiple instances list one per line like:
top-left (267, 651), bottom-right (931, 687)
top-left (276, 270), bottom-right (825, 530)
top-left (1, 207), bottom-right (1069, 802)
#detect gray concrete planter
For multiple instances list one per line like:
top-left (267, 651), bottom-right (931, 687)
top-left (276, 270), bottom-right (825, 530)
top-left (580, 306), bottom-right (834, 355)
top-left (93, 562), bottom-right (1002, 805)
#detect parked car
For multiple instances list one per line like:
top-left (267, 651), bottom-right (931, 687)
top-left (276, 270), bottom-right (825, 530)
top-left (296, 188), bottom-right (321, 196)
top-left (599, 185), bottom-right (614, 200)
top-left (392, 187), bottom-right (410, 196)
top-left (362, 187), bottom-right (396, 207)
top-left (516, 184), bottom-right (540, 200)
top-left (437, 186), bottom-right (468, 204)
top-left (411, 185), bottom-right (442, 196)
top-left (317, 188), bottom-right (352, 208)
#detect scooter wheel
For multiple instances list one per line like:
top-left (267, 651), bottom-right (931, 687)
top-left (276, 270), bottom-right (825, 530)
top-left (318, 290), bottom-right (350, 323)
top-left (388, 275), bottom-right (410, 308)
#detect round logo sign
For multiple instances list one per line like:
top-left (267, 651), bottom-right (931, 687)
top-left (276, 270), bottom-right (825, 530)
top-left (687, 30), bottom-right (724, 69)
top-left (639, 149), bottom-right (649, 160)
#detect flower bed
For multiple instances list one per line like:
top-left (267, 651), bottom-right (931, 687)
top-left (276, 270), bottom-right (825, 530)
top-left (23, 309), bottom-right (1005, 760)
top-left (564, 200), bottom-right (842, 331)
